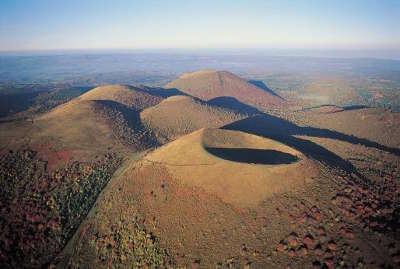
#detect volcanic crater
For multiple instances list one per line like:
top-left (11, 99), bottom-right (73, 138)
top-left (146, 128), bottom-right (319, 207)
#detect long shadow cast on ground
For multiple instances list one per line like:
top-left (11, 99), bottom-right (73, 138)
top-left (222, 115), bottom-right (363, 177)
top-left (142, 86), bottom-right (188, 98)
top-left (247, 80), bottom-right (284, 99)
top-left (215, 97), bottom-right (400, 179)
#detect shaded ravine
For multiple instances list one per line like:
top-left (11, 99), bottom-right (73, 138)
top-left (95, 100), bottom-right (160, 149)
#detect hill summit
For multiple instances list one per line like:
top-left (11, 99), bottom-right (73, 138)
top-left (78, 84), bottom-right (163, 110)
top-left (165, 70), bottom-right (285, 110)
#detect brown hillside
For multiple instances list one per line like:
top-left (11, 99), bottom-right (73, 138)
top-left (0, 96), bottom-right (157, 170)
top-left (57, 126), bottom-right (400, 268)
top-left (140, 95), bottom-right (246, 143)
top-left (78, 84), bottom-right (163, 110)
top-left (0, 85), bottom-right (162, 267)
top-left (37, 99), bottom-right (156, 154)
top-left (165, 70), bottom-right (285, 110)
top-left (0, 84), bottom-right (165, 174)
top-left (145, 128), bottom-right (317, 207)
top-left (59, 128), bottom-right (326, 268)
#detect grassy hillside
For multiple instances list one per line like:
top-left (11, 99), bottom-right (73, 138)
top-left (37, 99), bottom-right (157, 155)
top-left (141, 95), bottom-right (245, 143)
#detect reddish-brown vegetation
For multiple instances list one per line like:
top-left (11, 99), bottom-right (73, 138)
top-left (0, 150), bottom-right (121, 268)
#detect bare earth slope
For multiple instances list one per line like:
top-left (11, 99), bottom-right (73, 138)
top-left (165, 70), bottom-right (285, 110)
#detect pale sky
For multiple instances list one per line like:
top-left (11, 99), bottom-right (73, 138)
top-left (0, 0), bottom-right (399, 51)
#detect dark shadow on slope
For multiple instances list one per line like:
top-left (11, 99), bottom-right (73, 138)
top-left (95, 100), bottom-right (159, 148)
top-left (299, 105), bottom-right (343, 112)
top-left (226, 114), bottom-right (400, 156)
top-left (214, 98), bottom-right (400, 157)
top-left (0, 92), bottom-right (42, 118)
top-left (342, 104), bottom-right (369, 111)
top-left (248, 80), bottom-right (284, 99)
top-left (112, 84), bottom-right (187, 99)
top-left (222, 115), bottom-right (363, 177)
top-left (218, 97), bottom-right (400, 177)
top-left (205, 147), bottom-right (299, 164)
top-left (299, 124), bottom-right (400, 156)
top-left (207, 96), bottom-right (261, 115)
top-left (138, 85), bottom-right (188, 98)
top-left (1, 86), bottom-right (94, 119)
top-left (300, 104), bottom-right (369, 113)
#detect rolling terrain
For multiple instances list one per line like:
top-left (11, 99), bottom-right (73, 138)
top-left (0, 70), bottom-right (399, 268)
top-left (0, 80), bottom-right (256, 268)
top-left (58, 119), bottom-right (400, 268)
top-left (1, 84), bottom-right (164, 165)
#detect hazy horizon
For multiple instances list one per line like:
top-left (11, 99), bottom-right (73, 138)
top-left (1, 48), bottom-right (400, 61)
top-left (1, 0), bottom-right (399, 58)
